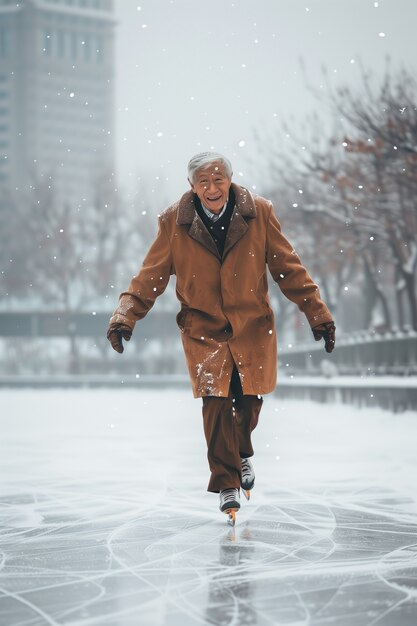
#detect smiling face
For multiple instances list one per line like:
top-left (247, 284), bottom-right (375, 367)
top-left (189, 161), bottom-right (232, 214)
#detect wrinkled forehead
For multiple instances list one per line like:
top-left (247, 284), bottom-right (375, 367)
top-left (195, 161), bottom-right (229, 179)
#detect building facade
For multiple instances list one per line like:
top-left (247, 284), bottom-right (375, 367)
top-left (0, 0), bottom-right (116, 202)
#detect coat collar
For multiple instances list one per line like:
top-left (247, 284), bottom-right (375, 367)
top-left (176, 183), bottom-right (257, 261)
top-left (177, 182), bottom-right (257, 225)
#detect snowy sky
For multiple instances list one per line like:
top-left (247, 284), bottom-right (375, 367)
top-left (114, 0), bottom-right (417, 201)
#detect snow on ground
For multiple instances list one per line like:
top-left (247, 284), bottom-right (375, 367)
top-left (0, 389), bottom-right (416, 625)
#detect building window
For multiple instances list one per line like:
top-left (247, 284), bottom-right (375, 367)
top-left (70, 32), bottom-right (77, 60)
top-left (82, 34), bottom-right (90, 61)
top-left (57, 29), bottom-right (65, 58)
top-left (95, 35), bottom-right (103, 63)
top-left (0, 27), bottom-right (8, 57)
top-left (43, 29), bottom-right (52, 56)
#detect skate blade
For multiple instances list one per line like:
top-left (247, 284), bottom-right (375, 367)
top-left (225, 508), bottom-right (238, 526)
top-left (243, 489), bottom-right (251, 501)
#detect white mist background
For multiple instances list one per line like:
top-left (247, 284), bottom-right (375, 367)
top-left (114, 0), bottom-right (417, 200)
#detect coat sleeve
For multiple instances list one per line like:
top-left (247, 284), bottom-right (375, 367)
top-left (109, 217), bottom-right (174, 332)
top-left (266, 202), bottom-right (333, 328)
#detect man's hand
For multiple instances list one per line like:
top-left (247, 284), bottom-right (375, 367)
top-left (312, 321), bottom-right (336, 353)
top-left (107, 323), bottom-right (132, 354)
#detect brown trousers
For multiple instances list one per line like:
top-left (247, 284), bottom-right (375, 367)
top-left (202, 365), bottom-right (263, 493)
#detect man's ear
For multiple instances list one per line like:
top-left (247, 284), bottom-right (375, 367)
top-left (188, 177), bottom-right (195, 191)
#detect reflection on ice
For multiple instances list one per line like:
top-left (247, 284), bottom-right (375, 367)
top-left (0, 390), bottom-right (416, 625)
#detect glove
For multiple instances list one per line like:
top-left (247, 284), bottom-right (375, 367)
top-left (312, 321), bottom-right (336, 353)
top-left (107, 323), bottom-right (132, 354)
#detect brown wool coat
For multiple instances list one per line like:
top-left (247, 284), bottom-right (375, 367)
top-left (109, 183), bottom-right (333, 398)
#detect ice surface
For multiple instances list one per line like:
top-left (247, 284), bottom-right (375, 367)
top-left (0, 389), bottom-right (417, 625)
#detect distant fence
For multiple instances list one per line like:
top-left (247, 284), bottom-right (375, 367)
top-left (1, 312), bottom-right (416, 372)
top-left (0, 311), bottom-right (175, 338)
top-left (0, 374), bottom-right (189, 389)
top-left (1, 312), bottom-right (416, 411)
top-left (279, 329), bottom-right (417, 377)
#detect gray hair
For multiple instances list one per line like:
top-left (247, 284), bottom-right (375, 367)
top-left (187, 151), bottom-right (233, 183)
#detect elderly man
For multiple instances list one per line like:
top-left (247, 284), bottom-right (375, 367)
top-left (107, 152), bottom-right (335, 525)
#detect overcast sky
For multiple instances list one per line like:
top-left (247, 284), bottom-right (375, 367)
top-left (114, 0), bottom-right (417, 201)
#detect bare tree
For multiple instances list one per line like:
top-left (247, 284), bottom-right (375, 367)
top-left (255, 66), bottom-right (417, 332)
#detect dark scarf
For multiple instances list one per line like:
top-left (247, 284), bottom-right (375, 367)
top-left (194, 188), bottom-right (235, 257)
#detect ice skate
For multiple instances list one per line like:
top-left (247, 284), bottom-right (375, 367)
top-left (219, 488), bottom-right (240, 526)
top-left (241, 457), bottom-right (255, 500)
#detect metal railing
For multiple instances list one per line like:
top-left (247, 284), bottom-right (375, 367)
top-left (1, 312), bottom-right (416, 411)
top-left (278, 328), bottom-right (417, 377)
